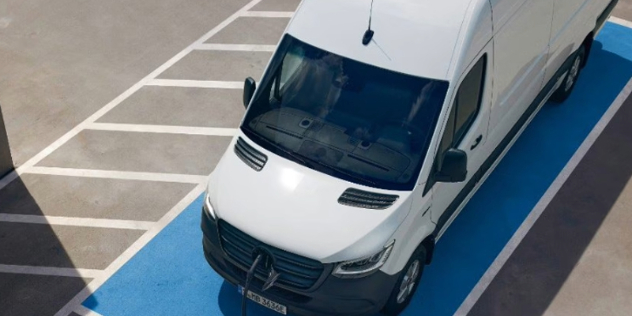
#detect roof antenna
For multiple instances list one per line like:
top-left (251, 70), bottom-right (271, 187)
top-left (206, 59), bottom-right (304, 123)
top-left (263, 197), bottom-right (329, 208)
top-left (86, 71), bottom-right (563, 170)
top-left (362, 0), bottom-right (375, 46)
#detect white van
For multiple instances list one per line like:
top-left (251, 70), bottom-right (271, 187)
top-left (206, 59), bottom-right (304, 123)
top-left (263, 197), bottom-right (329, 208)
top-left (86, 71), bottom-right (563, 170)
top-left (201, 0), bottom-right (618, 315)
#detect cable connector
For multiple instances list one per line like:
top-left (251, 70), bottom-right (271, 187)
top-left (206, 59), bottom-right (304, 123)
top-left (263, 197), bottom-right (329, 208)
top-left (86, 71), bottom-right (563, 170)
top-left (241, 254), bottom-right (263, 316)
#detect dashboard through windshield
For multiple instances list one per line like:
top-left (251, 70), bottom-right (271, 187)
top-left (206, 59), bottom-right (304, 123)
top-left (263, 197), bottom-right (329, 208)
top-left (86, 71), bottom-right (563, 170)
top-left (241, 35), bottom-right (449, 191)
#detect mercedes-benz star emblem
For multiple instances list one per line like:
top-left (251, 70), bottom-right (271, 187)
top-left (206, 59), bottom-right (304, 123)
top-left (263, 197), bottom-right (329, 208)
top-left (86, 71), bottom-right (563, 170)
top-left (262, 266), bottom-right (281, 291)
top-left (253, 247), bottom-right (282, 291)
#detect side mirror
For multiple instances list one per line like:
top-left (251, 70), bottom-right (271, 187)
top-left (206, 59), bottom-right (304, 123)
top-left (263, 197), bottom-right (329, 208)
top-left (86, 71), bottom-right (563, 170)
top-left (243, 77), bottom-right (256, 108)
top-left (435, 148), bottom-right (468, 183)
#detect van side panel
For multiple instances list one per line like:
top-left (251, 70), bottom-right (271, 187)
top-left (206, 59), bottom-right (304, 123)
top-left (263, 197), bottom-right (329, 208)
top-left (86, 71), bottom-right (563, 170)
top-left (544, 0), bottom-right (597, 86)
top-left (487, 0), bottom-right (554, 151)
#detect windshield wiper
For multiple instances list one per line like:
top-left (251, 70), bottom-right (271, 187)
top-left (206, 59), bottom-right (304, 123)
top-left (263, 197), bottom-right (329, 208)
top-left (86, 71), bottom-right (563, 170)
top-left (243, 128), bottom-right (377, 187)
top-left (299, 155), bottom-right (377, 187)
top-left (245, 131), bottom-right (308, 166)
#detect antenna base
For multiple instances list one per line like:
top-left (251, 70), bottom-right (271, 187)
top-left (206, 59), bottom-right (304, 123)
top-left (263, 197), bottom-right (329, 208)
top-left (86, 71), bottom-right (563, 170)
top-left (362, 29), bottom-right (374, 46)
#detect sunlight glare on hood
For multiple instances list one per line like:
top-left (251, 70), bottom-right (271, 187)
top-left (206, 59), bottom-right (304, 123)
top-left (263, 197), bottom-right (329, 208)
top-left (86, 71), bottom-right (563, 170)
top-left (279, 167), bottom-right (304, 192)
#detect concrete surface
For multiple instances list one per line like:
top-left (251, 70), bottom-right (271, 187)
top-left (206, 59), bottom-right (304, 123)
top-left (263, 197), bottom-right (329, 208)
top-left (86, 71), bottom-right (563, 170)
top-left (0, 175), bottom-right (195, 221)
top-left (36, 130), bottom-right (231, 175)
top-left (206, 17), bottom-right (290, 45)
top-left (0, 223), bottom-right (144, 269)
top-left (97, 86), bottom-right (245, 128)
top-left (0, 274), bottom-right (90, 316)
top-left (250, 0), bottom-right (300, 12)
top-left (156, 50), bottom-right (272, 81)
top-left (614, 0), bottom-right (632, 21)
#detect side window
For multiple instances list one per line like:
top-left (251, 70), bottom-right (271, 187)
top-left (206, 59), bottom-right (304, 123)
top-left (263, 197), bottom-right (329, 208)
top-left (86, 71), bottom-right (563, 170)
top-left (453, 56), bottom-right (486, 144)
top-left (427, 55), bottom-right (486, 190)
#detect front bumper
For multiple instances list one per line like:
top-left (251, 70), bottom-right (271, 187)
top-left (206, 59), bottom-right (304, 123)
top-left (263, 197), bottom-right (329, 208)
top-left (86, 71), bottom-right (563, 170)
top-left (200, 209), bottom-right (399, 316)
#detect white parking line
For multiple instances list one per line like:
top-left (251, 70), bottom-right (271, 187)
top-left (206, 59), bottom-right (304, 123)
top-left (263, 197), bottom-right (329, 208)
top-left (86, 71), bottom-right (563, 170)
top-left (145, 78), bottom-right (242, 89)
top-left (194, 43), bottom-right (277, 52)
top-left (0, 214), bottom-right (155, 230)
top-left (455, 77), bottom-right (632, 316)
top-left (73, 306), bottom-right (104, 316)
top-left (0, 264), bottom-right (103, 278)
top-left (241, 11), bottom-right (294, 18)
top-left (26, 167), bottom-right (207, 184)
top-left (88, 122), bottom-right (238, 137)
top-left (610, 16), bottom-right (632, 28)
top-left (55, 183), bottom-right (207, 316)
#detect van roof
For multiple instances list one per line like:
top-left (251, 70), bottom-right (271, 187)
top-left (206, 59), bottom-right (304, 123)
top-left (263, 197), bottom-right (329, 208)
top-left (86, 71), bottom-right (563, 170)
top-left (286, 0), bottom-right (479, 81)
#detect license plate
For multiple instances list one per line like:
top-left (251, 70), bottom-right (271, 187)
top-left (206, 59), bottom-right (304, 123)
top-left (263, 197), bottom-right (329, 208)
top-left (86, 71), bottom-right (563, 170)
top-left (238, 286), bottom-right (287, 315)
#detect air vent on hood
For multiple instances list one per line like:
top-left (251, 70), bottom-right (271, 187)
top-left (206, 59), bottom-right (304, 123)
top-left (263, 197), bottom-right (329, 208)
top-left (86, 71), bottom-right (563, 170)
top-left (338, 188), bottom-right (399, 210)
top-left (234, 137), bottom-right (267, 171)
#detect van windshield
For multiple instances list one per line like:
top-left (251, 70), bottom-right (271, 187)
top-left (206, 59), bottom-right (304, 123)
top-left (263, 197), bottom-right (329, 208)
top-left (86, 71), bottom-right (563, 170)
top-left (241, 35), bottom-right (449, 191)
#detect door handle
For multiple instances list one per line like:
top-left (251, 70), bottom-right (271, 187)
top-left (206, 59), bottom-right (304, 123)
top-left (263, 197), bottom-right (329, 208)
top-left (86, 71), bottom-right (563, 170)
top-left (471, 135), bottom-right (483, 150)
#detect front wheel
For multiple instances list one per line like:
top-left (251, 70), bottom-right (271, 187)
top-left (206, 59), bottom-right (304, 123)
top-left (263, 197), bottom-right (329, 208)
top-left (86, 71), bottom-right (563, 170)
top-left (550, 45), bottom-right (586, 103)
top-left (382, 246), bottom-right (426, 316)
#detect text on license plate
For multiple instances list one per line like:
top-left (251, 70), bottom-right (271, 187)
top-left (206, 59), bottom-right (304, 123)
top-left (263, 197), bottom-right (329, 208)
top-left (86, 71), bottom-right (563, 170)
top-left (238, 286), bottom-right (287, 315)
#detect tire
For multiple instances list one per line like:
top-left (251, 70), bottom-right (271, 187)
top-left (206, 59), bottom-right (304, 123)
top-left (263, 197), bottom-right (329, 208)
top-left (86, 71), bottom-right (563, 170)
top-left (382, 245), bottom-right (426, 316)
top-left (550, 45), bottom-right (586, 103)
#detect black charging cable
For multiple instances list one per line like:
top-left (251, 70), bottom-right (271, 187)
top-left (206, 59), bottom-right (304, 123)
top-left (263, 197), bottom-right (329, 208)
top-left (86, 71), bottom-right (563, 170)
top-left (241, 253), bottom-right (263, 316)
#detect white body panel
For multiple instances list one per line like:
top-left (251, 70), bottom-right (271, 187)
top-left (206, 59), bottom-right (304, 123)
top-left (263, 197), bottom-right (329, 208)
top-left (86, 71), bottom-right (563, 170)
top-left (487, 0), bottom-right (554, 145)
top-left (206, 0), bottom-right (614, 277)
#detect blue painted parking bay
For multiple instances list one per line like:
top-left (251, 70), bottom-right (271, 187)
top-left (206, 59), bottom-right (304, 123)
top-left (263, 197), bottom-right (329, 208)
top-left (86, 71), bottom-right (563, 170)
top-left (83, 23), bottom-right (632, 316)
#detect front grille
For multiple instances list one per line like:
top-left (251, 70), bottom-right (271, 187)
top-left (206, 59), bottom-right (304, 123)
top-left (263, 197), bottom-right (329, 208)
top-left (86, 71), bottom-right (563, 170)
top-left (218, 220), bottom-right (324, 290)
top-left (234, 137), bottom-right (267, 171)
top-left (338, 188), bottom-right (399, 210)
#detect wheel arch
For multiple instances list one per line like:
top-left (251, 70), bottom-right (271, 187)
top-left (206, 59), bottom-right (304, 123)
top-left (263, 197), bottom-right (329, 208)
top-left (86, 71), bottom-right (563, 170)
top-left (581, 33), bottom-right (594, 68)
top-left (421, 235), bottom-right (435, 265)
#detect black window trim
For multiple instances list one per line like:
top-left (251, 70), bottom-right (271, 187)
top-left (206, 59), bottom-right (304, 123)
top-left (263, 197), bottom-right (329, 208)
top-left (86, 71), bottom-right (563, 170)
top-left (453, 54), bottom-right (487, 147)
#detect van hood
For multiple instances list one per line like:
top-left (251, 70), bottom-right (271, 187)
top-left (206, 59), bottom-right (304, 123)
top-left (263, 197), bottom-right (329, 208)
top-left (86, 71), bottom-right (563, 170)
top-left (208, 135), bottom-right (412, 263)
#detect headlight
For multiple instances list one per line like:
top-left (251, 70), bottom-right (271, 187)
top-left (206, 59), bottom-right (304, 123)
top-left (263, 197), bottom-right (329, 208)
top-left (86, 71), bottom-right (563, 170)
top-left (332, 241), bottom-right (395, 279)
top-left (203, 193), bottom-right (217, 220)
